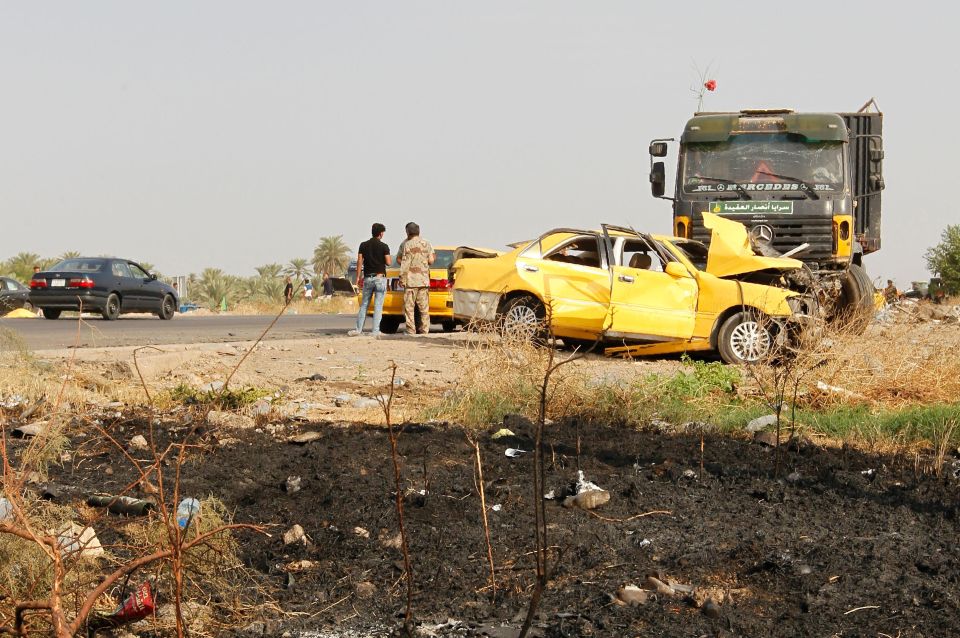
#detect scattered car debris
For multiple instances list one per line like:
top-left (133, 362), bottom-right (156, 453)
top-left (504, 448), bottom-right (527, 458)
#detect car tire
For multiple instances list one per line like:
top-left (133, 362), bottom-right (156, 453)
top-left (498, 295), bottom-right (546, 341)
top-left (717, 311), bottom-right (775, 365)
top-left (102, 293), bottom-right (121, 321)
top-left (379, 316), bottom-right (401, 334)
top-left (158, 294), bottom-right (176, 320)
top-left (441, 320), bottom-right (456, 333)
top-left (42, 308), bottom-right (61, 320)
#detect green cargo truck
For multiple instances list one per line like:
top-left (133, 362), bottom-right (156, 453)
top-left (649, 103), bottom-right (884, 325)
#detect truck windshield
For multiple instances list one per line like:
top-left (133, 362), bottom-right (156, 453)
top-left (681, 133), bottom-right (843, 195)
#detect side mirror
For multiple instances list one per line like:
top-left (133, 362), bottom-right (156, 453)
top-left (649, 141), bottom-right (668, 157)
top-left (650, 161), bottom-right (666, 198)
top-left (664, 262), bottom-right (691, 278)
top-left (149, 273), bottom-right (157, 281)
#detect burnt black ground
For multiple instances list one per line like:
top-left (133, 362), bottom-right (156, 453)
top-left (34, 414), bottom-right (960, 637)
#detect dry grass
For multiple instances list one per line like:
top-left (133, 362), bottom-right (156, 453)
top-left (230, 296), bottom-right (357, 316)
top-left (747, 322), bottom-right (960, 410)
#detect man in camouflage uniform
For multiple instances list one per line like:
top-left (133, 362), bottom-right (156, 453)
top-left (398, 222), bottom-right (435, 335)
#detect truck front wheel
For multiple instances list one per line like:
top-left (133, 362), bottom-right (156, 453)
top-left (834, 264), bottom-right (874, 333)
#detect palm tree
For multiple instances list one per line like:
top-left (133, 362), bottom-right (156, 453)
top-left (312, 235), bottom-right (352, 277)
top-left (58, 251), bottom-right (81, 261)
top-left (255, 263), bottom-right (284, 279)
top-left (283, 258), bottom-right (313, 281)
top-left (4, 252), bottom-right (43, 282)
top-left (195, 268), bottom-right (239, 310)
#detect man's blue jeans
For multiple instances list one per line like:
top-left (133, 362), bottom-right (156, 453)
top-left (356, 276), bottom-right (387, 334)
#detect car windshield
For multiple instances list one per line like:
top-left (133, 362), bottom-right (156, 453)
top-left (433, 250), bottom-right (455, 269)
top-left (50, 259), bottom-right (104, 273)
top-left (682, 133), bottom-right (843, 195)
top-left (667, 240), bottom-right (708, 270)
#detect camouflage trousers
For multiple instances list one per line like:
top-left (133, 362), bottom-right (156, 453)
top-left (404, 287), bottom-right (430, 334)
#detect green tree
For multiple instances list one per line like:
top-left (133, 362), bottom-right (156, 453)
top-left (3, 252), bottom-right (43, 282)
top-left (195, 268), bottom-right (240, 310)
top-left (58, 251), bottom-right (81, 261)
top-left (255, 263), bottom-right (284, 279)
top-left (312, 235), bottom-right (352, 277)
top-left (283, 258), bottom-right (313, 281)
top-left (925, 225), bottom-right (960, 294)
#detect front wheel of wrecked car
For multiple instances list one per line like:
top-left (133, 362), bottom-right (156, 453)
top-left (498, 295), bottom-right (546, 342)
top-left (717, 311), bottom-right (775, 365)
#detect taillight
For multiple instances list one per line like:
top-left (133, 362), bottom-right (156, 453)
top-left (30, 280), bottom-right (47, 289)
top-left (429, 278), bottom-right (450, 290)
top-left (68, 278), bottom-right (95, 289)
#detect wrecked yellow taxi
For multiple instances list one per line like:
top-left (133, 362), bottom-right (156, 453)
top-left (451, 213), bottom-right (815, 364)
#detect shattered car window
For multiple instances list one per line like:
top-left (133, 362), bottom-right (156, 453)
top-left (668, 240), bottom-right (709, 270)
top-left (682, 133), bottom-right (844, 194)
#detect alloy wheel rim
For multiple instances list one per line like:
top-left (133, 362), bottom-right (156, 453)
top-left (504, 304), bottom-right (540, 337)
top-left (729, 320), bottom-right (771, 362)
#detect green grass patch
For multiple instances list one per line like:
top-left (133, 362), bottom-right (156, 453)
top-left (169, 384), bottom-right (271, 410)
top-left (798, 403), bottom-right (960, 446)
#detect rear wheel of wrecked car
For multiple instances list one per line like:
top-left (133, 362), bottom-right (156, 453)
top-left (717, 311), bottom-right (774, 365)
top-left (102, 293), bottom-right (121, 321)
top-left (379, 315), bottom-right (401, 334)
top-left (832, 264), bottom-right (874, 334)
top-left (441, 320), bottom-right (456, 333)
top-left (42, 308), bottom-right (61, 320)
top-left (498, 295), bottom-right (545, 341)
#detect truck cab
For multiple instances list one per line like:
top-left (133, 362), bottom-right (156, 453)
top-left (650, 109), bottom-right (883, 272)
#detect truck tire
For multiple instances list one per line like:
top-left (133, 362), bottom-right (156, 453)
top-left (42, 308), bottom-right (61, 320)
top-left (834, 264), bottom-right (874, 333)
top-left (717, 311), bottom-right (775, 365)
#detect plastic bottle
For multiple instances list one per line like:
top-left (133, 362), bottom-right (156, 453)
top-left (176, 498), bottom-right (200, 530)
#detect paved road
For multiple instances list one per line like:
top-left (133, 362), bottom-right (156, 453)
top-left (0, 314), bottom-right (359, 350)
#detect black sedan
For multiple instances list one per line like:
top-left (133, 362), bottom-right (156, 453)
top-left (29, 258), bottom-right (178, 321)
top-left (0, 276), bottom-right (32, 313)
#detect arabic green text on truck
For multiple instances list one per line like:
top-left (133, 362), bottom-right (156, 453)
top-left (649, 107), bottom-right (883, 323)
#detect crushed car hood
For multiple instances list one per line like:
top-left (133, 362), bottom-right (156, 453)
top-left (703, 212), bottom-right (803, 278)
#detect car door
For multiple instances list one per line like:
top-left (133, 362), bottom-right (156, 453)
top-left (515, 232), bottom-right (611, 337)
top-left (110, 260), bottom-right (144, 310)
top-left (128, 262), bottom-right (162, 310)
top-left (603, 228), bottom-right (697, 341)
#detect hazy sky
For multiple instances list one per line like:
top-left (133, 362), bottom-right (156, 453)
top-left (1, 2), bottom-right (954, 287)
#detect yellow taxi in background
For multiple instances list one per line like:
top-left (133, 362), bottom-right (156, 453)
top-left (362, 246), bottom-right (459, 334)
top-left (452, 214), bottom-right (818, 364)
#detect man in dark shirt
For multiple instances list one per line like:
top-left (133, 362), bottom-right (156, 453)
top-left (350, 223), bottom-right (392, 336)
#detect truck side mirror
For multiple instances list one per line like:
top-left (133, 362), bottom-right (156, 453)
top-left (650, 161), bottom-right (666, 198)
top-left (649, 142), bottom-right (668, 157)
